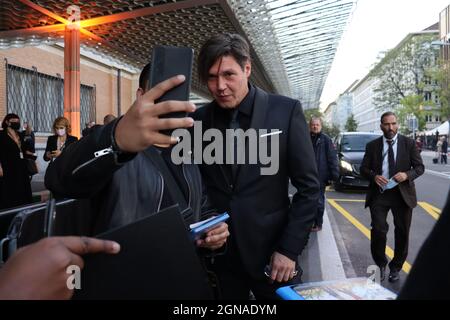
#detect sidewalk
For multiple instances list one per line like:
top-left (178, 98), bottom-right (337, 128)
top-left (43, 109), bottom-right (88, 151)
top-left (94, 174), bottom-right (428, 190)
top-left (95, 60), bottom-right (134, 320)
top-left (300, 201), bottom-right (347, 283)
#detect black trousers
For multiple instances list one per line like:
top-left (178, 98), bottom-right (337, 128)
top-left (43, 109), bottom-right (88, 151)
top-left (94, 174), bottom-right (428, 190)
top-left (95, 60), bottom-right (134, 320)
top-left (210, 254), bottom-right (302, 300)
top-left (369, 188), bottom-right (413, 271)
top-left (314, 184), bottom-right (327, 227)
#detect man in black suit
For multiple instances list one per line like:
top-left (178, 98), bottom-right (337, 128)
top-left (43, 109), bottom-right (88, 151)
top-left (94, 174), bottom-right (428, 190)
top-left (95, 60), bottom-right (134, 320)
top-left (194, 33), bottom-right (319, 299)
top-left (361, 111), bottom-right (424, 283)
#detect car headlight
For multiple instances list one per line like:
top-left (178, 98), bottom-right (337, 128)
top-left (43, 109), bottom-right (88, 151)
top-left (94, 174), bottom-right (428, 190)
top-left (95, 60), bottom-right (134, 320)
top-left (340, 160), bottom-right (353, 172)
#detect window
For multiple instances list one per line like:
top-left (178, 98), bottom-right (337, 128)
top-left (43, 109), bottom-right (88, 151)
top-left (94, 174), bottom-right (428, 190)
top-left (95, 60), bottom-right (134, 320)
top-left (341, 134), bottom-right (381, 152)
top-left (424, 92), bottom-right (432, 101)
top-left (6, 63), bottom-right (96, 133)
top-left (434, 94), bottom-right (440, 104)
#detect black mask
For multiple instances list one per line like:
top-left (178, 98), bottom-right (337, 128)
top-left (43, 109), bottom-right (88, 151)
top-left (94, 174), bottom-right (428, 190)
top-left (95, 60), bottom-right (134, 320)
top-left (9, 122), bottom-right (20, 131)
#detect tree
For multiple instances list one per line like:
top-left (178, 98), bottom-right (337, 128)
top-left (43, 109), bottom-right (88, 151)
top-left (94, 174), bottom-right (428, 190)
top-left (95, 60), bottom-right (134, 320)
top-left (303, 108), bottom-right (323, 122)
top-left (396, 95), bottom-right (427, 134)
top-left (344, 114), bottom-right (358, 132)
top-left (427, 58), bottom-right (450, 121)
top-left (369, 34), bottom-right (440, 126)
top-left (322, 123), bottom-right (340, 140)
top-left (369, 34), bottom-right (438, 108)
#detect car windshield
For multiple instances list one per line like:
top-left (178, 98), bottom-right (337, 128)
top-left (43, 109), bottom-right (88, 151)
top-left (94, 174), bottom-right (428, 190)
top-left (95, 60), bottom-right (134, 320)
top-left (341, 135), bottom-right (380, 152)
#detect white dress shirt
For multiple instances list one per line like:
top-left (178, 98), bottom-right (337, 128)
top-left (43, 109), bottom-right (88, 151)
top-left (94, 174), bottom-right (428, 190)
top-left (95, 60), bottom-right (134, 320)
top-left (382, 134), bottom-right (398, 179)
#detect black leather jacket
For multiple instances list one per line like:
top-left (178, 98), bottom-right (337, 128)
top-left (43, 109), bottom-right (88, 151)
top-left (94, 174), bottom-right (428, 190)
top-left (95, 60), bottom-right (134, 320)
top-left (44, 118), bottom-right (214, 234)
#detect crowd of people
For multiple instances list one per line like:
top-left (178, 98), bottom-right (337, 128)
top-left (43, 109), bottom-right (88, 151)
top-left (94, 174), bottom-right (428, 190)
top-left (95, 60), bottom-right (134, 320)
top-left (0, 33), bottom-right (448, 300)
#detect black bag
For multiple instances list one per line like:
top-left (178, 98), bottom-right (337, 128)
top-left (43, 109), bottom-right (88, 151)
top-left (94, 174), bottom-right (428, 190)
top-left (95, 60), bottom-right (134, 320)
top-left (433, 158), bottom-right (438, 164)
top-left (25, 158), bottom-right (38, 176)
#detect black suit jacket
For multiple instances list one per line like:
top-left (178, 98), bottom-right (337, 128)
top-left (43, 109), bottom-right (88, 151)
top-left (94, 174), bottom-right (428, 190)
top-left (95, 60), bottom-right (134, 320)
top-left (44, 134), bottom-right (78, 161)
top-left (194, 86), bottom-right (319, 280)
top-left (360, 135), bottom-right (424, 208)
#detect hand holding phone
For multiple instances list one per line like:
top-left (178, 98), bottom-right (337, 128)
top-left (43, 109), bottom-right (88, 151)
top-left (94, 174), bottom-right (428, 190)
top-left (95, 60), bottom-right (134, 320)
top-left (149, 46), bottom-right (194, 135)
top-left (191, 213), bottom-right (230, 250)
top-left (114, 75), bottom-right (195, 153)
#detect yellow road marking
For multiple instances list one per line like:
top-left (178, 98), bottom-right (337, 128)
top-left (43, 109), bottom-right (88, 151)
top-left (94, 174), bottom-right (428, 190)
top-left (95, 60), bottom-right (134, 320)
top-left (327, 199), bottom-right (411, 274)
top-left (418, 202), bottom-right (441, 220)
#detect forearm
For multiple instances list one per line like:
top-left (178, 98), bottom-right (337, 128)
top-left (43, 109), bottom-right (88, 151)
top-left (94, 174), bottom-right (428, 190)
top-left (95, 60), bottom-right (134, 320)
top-left (45, 119), bottom-right (136, 198)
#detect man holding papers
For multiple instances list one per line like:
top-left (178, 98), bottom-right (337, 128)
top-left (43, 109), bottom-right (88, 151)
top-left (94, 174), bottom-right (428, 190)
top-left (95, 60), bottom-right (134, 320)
top-left (361, 111), bottom-right (424, 283)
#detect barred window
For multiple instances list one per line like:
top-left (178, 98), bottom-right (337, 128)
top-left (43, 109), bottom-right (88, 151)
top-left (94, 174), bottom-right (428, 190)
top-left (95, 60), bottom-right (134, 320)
top-left (6, 62), bottom-right (95, 133)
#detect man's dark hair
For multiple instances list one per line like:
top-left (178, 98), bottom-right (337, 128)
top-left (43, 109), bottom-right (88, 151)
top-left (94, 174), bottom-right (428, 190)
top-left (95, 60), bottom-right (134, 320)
top-left (380, 111), bottom-right (396, 124)
top-left (2, 113), bottom-right (19, 129)
top-left (139, 63), bottom-right (151, 90)
top-left (198, 33), bottom-right (251, 83)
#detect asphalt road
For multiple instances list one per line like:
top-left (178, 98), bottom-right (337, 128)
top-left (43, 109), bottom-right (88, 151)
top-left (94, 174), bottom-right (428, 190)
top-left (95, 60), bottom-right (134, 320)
top-left (324, 151), bottom-right (449, 294)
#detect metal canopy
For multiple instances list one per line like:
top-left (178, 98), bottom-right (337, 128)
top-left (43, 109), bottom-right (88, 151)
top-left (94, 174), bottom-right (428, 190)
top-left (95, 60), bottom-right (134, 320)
top-left (228, 0), bottom-right (356, 108)
top-left (0, 0), bottom-right (355, 108)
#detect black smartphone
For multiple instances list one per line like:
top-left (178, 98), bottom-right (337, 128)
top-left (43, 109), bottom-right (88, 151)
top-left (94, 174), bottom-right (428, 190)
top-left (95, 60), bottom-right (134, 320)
top-left (148, 45), bottom-right (194, 135)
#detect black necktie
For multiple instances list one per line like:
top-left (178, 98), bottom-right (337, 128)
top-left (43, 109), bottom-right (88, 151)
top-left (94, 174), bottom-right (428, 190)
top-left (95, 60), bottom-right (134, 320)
top-left (229, 109), bottom-right (239, 181)
top-left (387, 140), bottom-right (395, 178)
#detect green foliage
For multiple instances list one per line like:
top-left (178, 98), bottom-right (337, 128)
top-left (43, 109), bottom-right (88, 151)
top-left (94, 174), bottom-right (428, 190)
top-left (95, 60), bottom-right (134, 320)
top-left (427, 59), bottom-right (450, 121)
top-left (369, 34), bottom-right (439, 112)
top-left (322, 123), bottom-right (340, 140)
top-left (344, 114), bottom-right (358, 132)
top-left (303, 108), bottom-right (323, 122)
top-left (396, 95), bottom-right (427, 133)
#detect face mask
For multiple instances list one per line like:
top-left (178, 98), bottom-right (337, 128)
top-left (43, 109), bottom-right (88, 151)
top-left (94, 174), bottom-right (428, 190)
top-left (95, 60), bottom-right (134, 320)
top-left (9, 122), bottom-right (20, 131)
top-left (56, 128), bottom-right (66, 137)
top-left (381, 178), bottom-right (398, 193)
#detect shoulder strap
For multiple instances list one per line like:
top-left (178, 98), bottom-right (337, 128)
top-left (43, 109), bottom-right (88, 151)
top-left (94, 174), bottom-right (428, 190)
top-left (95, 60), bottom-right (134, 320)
top-left (142, 147), bottom-right (190, 216)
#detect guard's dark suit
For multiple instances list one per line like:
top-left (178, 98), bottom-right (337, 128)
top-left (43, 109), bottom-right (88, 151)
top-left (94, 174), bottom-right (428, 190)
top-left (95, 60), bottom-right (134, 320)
top-left (194, 85), bottom-right (319, 299)
top-left (361, 134), bottom-right (424, 271)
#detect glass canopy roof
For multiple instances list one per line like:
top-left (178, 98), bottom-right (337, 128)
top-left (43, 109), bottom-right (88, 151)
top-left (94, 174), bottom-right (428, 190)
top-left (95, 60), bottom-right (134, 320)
top-left (229, 0), bottom-right (356, 108)
top-left (0, 0), bottom-right (356, 108)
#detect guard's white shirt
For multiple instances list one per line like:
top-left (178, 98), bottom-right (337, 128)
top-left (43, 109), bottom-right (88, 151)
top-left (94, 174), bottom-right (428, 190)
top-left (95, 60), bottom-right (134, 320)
top-left (382, 134), bottom-right (398, 179)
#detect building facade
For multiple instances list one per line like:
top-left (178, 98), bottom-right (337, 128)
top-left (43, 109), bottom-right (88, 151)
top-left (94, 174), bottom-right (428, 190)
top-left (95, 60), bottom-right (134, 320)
top-left (351, 75), bottom-right (382, 133)
top-left (334, 80), bottom-right (358, 131)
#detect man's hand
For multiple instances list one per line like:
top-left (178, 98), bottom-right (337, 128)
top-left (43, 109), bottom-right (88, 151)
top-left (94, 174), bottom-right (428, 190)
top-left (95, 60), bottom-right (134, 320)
top-left (269, 251), bottom-right (296, 283)
top-left (115, 75), bottom-right (196, 153)
top-left (0, 236), bottom-right (120, 300)
top-left (374, 175), bottom-right (388, 188)
top-left (393, 172), bottom-right (408, 183)
top-left (196, 222), bottom-right (230, 250)
top-left (51, 150), bottom-right (61, 158)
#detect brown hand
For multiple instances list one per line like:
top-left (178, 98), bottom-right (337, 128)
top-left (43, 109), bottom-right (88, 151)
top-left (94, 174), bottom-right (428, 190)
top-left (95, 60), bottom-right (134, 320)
top-left (115, 75), bottom-right (196, 153)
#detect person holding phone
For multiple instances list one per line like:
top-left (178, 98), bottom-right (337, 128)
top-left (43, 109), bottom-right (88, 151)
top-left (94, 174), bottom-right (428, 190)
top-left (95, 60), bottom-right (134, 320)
top-left (45, 65), bottom-right (229, 259)
top-left (44, 117), bottom-right (78, 162)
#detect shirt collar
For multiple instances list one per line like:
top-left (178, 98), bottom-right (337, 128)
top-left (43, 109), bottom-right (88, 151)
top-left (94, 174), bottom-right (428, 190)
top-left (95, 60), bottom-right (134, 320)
top-left (383, 133), bottom-right (398, 144)
top-left (234, 83), bottom-right (255, 117)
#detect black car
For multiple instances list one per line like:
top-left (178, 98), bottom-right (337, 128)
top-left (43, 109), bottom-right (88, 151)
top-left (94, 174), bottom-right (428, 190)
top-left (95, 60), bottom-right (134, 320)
top-left (334, 132), bottom-right (381, 191)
